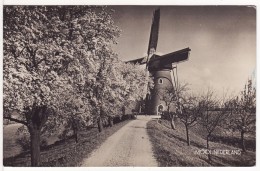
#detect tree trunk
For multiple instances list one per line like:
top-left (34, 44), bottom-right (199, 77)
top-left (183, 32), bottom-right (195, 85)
top-left (75, 131), bottom-right (79, 143)
top-left (185, 124), bottom-right (190, 146)
top-left (109, 117), bottom-right (114, 127)
top-left (25, 105), bottom-right (48, 166)
top-left (206, 135), bottom-right (210, 149)
top-left (73, 127), bottom-right (79, 143)
top-left (29, 129), bottom-right (41, 166)
top-left (206, 134), bottom-right (211, 161)
top-left (98, 118), bottom-right (103, 132)
top-left (241, 130), bottom-right (246, 152)
top-left (170, 116), bottom-right (176, 130)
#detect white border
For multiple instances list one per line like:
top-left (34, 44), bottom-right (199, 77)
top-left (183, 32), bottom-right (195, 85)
top-left (1, 1), bottom-right (259, 171)
top-left (2, 0), bottom-right (259, 5)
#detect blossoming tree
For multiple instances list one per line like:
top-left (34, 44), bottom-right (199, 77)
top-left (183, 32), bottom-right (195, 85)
top-left (3, 6), bottom-right (120, 166)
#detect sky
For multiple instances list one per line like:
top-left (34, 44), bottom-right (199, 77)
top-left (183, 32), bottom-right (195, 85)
top-left (110, 6), bottom-right (256, 97)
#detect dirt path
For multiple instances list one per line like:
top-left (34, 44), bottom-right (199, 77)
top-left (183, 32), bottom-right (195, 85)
top-left (81, 115), bottom-right (158, 167)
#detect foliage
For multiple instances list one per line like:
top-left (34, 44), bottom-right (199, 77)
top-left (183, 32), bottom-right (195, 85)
top-left (100, 61), bottom-right (146, 117)
top-left (4, 5), bottom-right (148, 165)
top-left (4, 5), bottom-right (121, 127)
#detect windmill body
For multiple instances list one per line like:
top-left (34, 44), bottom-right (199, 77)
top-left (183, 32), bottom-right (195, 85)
top-left (127, 9), bottom-right (191, 115)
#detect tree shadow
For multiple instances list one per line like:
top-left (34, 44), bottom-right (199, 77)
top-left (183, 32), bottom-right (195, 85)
top-left (190, 141), bottom-right (206, 149)
top-left (157, 120), bottom-right (206, 149)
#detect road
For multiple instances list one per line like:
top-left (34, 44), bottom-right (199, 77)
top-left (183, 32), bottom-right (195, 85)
top-left (81, 115), bottom-right (159, 167)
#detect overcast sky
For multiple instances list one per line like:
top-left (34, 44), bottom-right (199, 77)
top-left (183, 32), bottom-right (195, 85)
top-left (110, 6), bottom-right (256, 96)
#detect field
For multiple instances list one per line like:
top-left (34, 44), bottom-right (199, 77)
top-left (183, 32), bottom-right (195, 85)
top-left (147, 119), bottom-right (256, 166)
top-left (3, 118), bottom-right (132, 166)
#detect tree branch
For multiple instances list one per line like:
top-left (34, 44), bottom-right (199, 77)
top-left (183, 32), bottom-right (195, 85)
top-left (3, 116), bottom-right (27, 125)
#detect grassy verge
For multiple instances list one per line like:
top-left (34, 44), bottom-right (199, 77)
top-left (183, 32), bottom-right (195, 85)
top-left (147, 119), bottom-right (255, 166)
top-left (4, 118), bottom-right (132, 167)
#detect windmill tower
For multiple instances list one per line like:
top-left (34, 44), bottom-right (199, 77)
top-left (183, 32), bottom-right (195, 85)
top-left (127, 9), bottom-right (191, 115)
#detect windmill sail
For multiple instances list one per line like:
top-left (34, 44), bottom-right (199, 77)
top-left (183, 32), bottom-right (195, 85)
top-left (126, 9), bottom-right (160, 65)
top-left (143, 8), bottom-right (160, 102)
top-left (147, 9), bottom-right (160, 57)
top-left (126, 56), bottom-right (146, 65)
top-left (148, 47), bottom-right (191, 71)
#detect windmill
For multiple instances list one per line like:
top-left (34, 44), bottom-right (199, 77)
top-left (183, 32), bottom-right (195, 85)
top-left (127, 9), bottom-right (191, 115)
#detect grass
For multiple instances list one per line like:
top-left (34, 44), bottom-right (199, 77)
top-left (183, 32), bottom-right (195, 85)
top-left (147, 119), bottom-right (256, 167)
top-left (3, 118), bottom-right (133, 167)
top-left (3, 124), bottom-right (23, 158)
